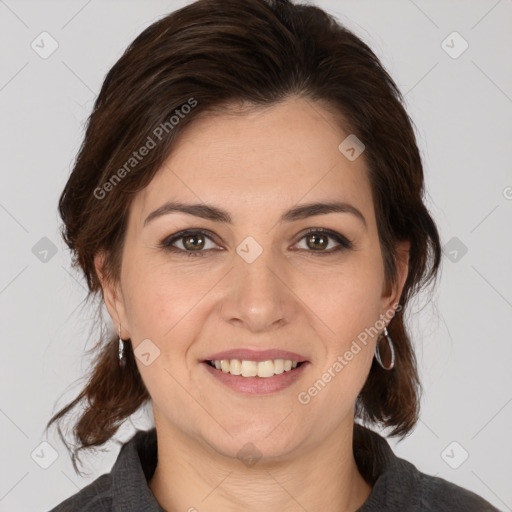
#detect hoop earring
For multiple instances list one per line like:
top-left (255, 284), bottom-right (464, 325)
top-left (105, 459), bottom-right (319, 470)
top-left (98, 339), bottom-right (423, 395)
top-left (375, 326), bottom-right (395, 370)
top-left (118, 324), bottom-right (125, 368)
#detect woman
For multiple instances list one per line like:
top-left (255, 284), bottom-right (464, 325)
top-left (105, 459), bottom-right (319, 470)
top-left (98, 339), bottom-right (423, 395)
top-left (46, 0), bottom-right (500, 510)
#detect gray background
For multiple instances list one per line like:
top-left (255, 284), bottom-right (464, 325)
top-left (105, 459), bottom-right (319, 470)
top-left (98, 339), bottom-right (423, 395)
top-left (0, 0), bottom-right (511, 510)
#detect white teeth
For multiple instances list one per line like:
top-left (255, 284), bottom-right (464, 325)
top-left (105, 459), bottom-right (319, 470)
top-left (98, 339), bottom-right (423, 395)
top-left (241, 360), bottom-right (258, 377)
top-left (208, 359), bottom-right (302, 377)
top-left (274, 359), bottom-right (284, 374)
top-left (229, 359), bottom-right (242, 375)
top-left (257, 360), bottom-right (275, 378)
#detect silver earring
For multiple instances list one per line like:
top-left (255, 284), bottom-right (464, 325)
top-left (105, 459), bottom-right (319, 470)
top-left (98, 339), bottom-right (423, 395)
top-left (375, 326), bottom-right (395, 370)
top-left (118, 324), bottom-right (125, 368)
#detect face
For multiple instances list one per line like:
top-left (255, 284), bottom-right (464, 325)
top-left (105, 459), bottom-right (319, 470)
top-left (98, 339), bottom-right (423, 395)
top-left (96, 97), bottom-right (409, 461)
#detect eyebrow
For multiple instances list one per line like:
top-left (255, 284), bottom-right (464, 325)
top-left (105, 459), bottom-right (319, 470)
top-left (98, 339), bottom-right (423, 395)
top-left (143, 200), bottom-right (367, 229)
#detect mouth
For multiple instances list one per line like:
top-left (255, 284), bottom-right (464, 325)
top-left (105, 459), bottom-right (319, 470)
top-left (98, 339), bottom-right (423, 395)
top-left (201, 358), bottom-right (310, 395)
top-left (203, 358), bottom-right (307, 378)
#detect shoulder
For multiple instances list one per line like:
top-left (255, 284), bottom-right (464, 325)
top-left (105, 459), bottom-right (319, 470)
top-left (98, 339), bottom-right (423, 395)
top-left (416, 469), bottom-right (501, 511)
top-left (47, 428), bottom-right (162, 512)
top-left (362, 457), bottom-right (501, 511)
top-left (47, 473), bottom-right (112, 512)
top-left (397, 458), bottom-right (500, 512)
top-left (354, 424), bottom-right (500, 512)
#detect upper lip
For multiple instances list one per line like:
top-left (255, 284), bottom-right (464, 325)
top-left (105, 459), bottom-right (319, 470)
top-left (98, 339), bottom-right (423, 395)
top-left (203, 349), bottom-right (309, 363)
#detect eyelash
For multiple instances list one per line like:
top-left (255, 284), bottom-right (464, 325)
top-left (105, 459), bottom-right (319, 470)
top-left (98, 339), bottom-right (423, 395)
top-left (159, 228), bottom-right (353, 258)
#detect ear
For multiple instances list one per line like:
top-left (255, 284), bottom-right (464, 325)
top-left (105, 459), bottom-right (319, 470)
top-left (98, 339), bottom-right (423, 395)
top-left (380, 239), bottom-right (410, 315)
top-left (94, 251), bottom-right (131, 339)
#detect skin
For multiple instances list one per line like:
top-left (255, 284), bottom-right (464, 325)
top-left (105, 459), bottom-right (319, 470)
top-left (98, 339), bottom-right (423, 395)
top-left (95, 97), bottom-right (410, 512)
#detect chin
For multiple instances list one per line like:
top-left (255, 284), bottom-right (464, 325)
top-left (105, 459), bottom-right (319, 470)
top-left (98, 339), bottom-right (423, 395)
top-left (199, 420), bottom-right (305, 463)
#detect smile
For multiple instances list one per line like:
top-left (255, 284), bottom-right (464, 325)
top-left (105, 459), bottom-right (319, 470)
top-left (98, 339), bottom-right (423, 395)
top-left (202, 359), bottom-right (309, 394)
top-left (207, 358), bottom-right (303, 377)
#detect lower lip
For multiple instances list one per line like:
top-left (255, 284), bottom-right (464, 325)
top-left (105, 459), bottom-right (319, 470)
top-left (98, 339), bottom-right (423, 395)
top-left (202, 362), bottom-right (309, 394)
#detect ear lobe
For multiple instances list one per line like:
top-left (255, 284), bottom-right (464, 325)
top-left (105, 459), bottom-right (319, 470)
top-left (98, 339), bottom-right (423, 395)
top-left (94, 251), bottom-right (128, 334)
top-left (382, 240), bottom-right (411, 311)
top-left (395, 239), bottom-right (410, 290)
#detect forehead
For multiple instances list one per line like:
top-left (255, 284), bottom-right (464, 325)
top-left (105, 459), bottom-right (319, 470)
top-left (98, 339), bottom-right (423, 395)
top-left (132, 97), bottom-right (372, 226)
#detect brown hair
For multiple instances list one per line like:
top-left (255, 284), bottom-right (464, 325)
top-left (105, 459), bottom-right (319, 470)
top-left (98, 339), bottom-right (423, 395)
top-left (45, 0), bottom-right (442, 475)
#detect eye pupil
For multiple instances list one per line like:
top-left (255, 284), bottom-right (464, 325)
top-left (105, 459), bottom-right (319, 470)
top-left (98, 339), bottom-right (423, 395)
top-left (307, 233), bottom-right (328, 251)
top-left (183, 234), bottom-right (205, 250)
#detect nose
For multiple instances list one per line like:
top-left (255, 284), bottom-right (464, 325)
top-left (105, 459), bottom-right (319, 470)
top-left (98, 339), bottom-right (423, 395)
top-left (219, 249), bottom-right (295, 333)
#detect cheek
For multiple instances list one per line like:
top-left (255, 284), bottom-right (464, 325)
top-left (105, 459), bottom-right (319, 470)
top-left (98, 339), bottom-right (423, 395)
top-left (122, 259), bottom-right (203, 338)
top-left (123, 267), bottom-right (206, 411)
top-left (309, 254), bottom-right (384, 337)
top-left (302, 251), bottom-right (383, 397)
top-left (121, 264), bottom-right (215, 398)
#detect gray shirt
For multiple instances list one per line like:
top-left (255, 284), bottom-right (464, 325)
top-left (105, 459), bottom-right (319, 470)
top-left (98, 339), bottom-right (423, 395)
top-left (47, 424), bottom-right (501, 511)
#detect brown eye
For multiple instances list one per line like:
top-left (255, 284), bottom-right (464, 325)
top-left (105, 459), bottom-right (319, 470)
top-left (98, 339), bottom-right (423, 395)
top-left (160, 229), bottom-right (218, 257)
top-left (305, 232), bottom-right (329, 251)
top-left (182, 233), bottom-right (206, 251)
top-left (296, 228), bottom-right (353, 254)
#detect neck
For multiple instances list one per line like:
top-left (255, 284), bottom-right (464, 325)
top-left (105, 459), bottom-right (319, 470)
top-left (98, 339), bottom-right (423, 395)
top-left (148, 413), bottom-right (372, 512)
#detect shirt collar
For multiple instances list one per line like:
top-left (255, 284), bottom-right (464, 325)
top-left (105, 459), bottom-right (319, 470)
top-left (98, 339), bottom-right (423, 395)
top-left (111, 428), bottom-right (165, 511)
top-left (354, 423), bottom-right (421, 511)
